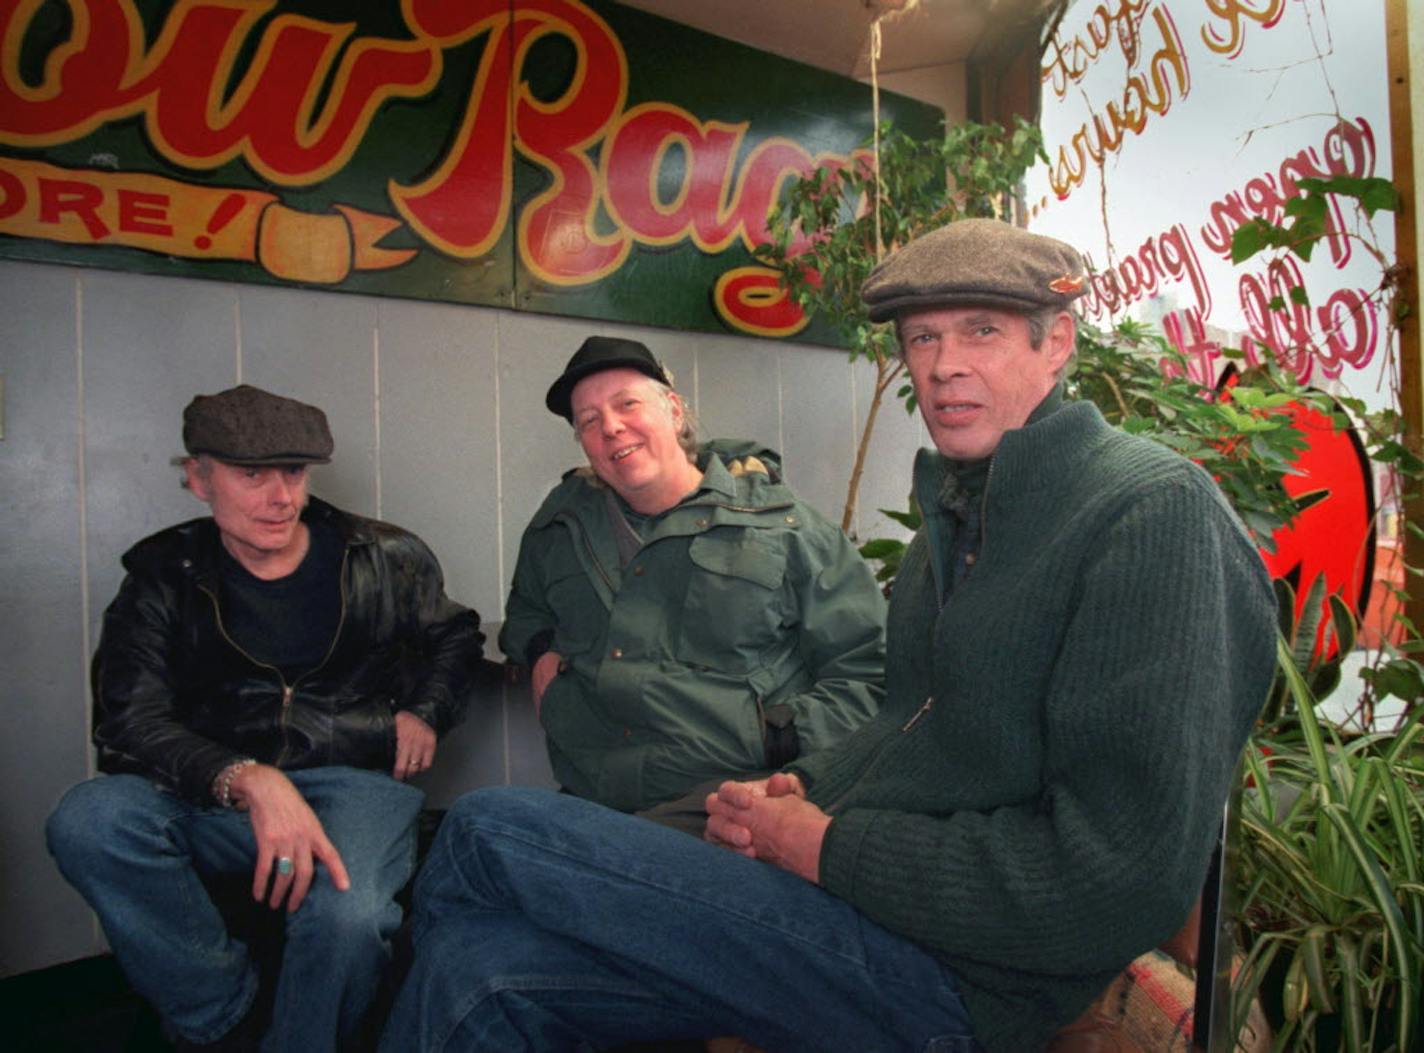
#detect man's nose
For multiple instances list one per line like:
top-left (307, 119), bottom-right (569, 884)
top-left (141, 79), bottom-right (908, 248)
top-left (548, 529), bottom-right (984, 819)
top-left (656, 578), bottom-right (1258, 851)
top-left (267, 475), bottom-right (295, 504)
top-left (930, 341), bottom-right (971, 380)
top-left (601, 413), bottom-right (626, 437)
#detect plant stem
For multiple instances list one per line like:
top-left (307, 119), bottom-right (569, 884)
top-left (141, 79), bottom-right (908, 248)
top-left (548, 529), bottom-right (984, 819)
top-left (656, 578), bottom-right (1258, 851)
top-left (842, 352), bottom-right (905, 534)
top-left (1100, 369), bottom-right (1131, 420)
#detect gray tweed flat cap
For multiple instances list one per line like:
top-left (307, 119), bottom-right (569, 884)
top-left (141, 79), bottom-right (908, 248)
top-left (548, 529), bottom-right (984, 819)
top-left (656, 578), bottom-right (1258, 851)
top-left (182, 385), bottom-right (333, 465)
top-left (861, 218), bottom-right (1088, 322)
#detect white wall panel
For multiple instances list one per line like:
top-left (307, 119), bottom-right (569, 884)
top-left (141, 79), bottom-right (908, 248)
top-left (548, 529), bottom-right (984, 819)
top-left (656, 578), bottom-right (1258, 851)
top-left (776, 342), bottom-right (860, 529)
top-left (375, 298), bottom-right (502, 620)
top-left (0, 263), bottom-right (94, 973)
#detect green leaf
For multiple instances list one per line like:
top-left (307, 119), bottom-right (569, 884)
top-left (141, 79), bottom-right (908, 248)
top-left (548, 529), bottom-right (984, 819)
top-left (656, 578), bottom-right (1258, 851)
top-left (1281, 941), bottom-right (1309, 1021)
top-left (1322, 803), bottom-right (1417, 1049)
top-left (879, 505), bottom-right (921, 531)
top-left (1334, 931), bottom-right (1366, 1053)
top-left (1326, 593), bottom-right (1356, 657)
top-left (1299, 926), bottom-right (1335, 1014)
top-left (1284, 194), bottom-right (1327, 224)
top-left (1363, 659), bottom-right (1424, 702)
top-left (1231, 937), bottom-right (1284, 1041)
top-left (1278, 634), bottom-right (1339, 800)
top-left (1360, 178), bottom-right (1402, 216)
top-left (857, 538), bottom-right (902, 559)
top-left (1288, 231), bottom-right (1317, 263)
top-left (1231, 219), bottom-right (1269, 263)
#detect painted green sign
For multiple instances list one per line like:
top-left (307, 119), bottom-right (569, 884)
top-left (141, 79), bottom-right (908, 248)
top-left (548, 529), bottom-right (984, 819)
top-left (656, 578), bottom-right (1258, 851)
top-left (0, 0), bottom-right (939, 340)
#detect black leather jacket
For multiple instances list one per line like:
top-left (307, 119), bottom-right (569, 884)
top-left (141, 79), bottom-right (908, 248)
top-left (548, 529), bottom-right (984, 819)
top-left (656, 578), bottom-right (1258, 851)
top-left (92, 497), bottom-right (484, 803)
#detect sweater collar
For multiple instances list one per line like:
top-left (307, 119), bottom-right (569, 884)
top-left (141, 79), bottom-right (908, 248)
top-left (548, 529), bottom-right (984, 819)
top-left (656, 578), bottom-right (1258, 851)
top-left (916, 381), bottom-right (1077, 512)
top-left (985, 396), bottom-right (1107, 502)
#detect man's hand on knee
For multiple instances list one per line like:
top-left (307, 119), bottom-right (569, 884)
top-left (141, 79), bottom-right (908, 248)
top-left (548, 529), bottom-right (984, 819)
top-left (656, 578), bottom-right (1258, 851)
top-left (229, 764), bottom-right (352, 912)
top-left (704, 772), bottom-right (818, 876)
top-left (392, 710), bottom-right (437, 780)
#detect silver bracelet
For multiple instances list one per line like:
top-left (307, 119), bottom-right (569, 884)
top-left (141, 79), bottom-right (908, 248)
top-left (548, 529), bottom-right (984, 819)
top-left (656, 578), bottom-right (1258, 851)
top-left (214, 758), bottom-right (257, 808)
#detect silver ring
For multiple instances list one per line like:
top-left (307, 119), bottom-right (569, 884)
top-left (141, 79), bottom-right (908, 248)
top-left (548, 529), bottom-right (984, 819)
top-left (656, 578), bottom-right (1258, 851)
top-left (276, 856), bottom-right (294, 875)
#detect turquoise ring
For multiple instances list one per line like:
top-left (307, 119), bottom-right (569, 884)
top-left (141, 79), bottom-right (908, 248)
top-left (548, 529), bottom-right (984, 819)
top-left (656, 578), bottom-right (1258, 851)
top-left (276, 856), bottom-right (294, 876)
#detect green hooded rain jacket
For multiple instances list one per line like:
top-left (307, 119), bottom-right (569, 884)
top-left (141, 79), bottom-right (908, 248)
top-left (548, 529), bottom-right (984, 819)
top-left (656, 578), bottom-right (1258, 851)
top-left (501, 441), bottom-right (885, 812)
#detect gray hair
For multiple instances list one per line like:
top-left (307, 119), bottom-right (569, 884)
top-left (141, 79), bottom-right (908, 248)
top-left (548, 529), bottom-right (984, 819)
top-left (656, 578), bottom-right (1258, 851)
top-left (1033, 307), bottom-right (1078, 379)
top-left (177, 453), bottom-right (213, 490)
top-left (648, 379), bottom-right (701, 460)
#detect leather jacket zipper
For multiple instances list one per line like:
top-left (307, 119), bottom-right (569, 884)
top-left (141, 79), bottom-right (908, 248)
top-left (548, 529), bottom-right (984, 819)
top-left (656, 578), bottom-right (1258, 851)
top-left (199, 582), bottom-right (296, 765)
top-left (279, 548), bottom-right (351, 763)
top-left (197, 547), bottom-right (350, 768)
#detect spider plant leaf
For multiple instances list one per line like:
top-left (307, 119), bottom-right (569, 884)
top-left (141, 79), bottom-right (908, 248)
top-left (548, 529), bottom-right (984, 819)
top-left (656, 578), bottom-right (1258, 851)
top-left (1282, 942), bottom-right (1314, 1024)
top-left (1322, 802), bottom-right (1417, 1050)
top-left (1335, 931), bottom-right (1366, 1053)
top-left (1379, 769), bottom-right (1424, 949)
top-left (1243, 748), bottom-right (1275, 821)
top-left (1380, 706), bottom-right (1423, 766)
top-left (1232, 936), bottom-right (1283, 1042)
top-left (1345, 754), bottom-right (1379, 825)
top-left (1300, 925), bottom-right (1335, 1014)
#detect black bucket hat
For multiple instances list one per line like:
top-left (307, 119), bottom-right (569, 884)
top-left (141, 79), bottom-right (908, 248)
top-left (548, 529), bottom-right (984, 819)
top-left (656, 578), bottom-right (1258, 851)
top-left (545, 336), bottom-right (671, 421)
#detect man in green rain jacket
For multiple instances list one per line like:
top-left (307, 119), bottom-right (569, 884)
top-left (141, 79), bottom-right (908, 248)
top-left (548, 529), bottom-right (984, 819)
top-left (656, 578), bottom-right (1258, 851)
top-left (500, 336), bottom-right (885, 823)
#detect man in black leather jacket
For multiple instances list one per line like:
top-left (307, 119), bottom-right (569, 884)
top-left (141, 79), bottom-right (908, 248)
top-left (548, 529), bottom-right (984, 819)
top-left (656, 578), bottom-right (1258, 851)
top-left (46, 385), bottom-right (483, 1052)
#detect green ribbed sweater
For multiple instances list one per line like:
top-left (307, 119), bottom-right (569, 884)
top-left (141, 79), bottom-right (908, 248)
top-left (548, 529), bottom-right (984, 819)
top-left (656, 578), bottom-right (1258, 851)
top-left (791, 400), bottom-right (1277, 1052)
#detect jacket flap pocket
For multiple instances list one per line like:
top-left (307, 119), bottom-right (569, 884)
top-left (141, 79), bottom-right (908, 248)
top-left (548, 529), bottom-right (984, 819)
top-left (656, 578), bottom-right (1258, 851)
top-left (688, 535), bottom-right (785, 590)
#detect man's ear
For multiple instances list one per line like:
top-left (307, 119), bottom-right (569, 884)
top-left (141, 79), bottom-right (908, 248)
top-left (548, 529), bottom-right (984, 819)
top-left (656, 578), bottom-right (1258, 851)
top-left (1045, 312), bottom-right (1076, 373)
top-left (184, 458), bottom-right (211, 501)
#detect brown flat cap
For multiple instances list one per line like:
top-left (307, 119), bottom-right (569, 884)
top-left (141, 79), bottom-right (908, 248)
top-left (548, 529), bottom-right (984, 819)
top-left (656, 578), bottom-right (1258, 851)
top-left (861, 218), bottom-right (1088, 323)
top-left (182, 385), bottom-right (333, 465)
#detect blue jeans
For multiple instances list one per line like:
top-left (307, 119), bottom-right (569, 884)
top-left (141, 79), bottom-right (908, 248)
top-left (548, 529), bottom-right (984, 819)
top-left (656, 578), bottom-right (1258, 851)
top-left (381, 787), bottom-right (979, 1052)
top-left (46, 766), bottom-right (424, 1051)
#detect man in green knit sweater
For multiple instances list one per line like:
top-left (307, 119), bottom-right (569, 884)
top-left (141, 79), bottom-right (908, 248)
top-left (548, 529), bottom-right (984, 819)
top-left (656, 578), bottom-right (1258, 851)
top-left (382, 219), bottom-right (1278, 1053)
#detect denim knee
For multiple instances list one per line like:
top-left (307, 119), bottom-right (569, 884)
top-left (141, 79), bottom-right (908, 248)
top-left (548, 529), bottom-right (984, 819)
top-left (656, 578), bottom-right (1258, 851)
top-left (424, 787), bottom-right (508, 860)
top-left (441, 786), bottom-right (563, 840)
top-left (287, 877), bottom-right (402, 952)
top-left (47, 777), bottom-right (144, 869)
top-left (444, 785), bottom-right (498, 825)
